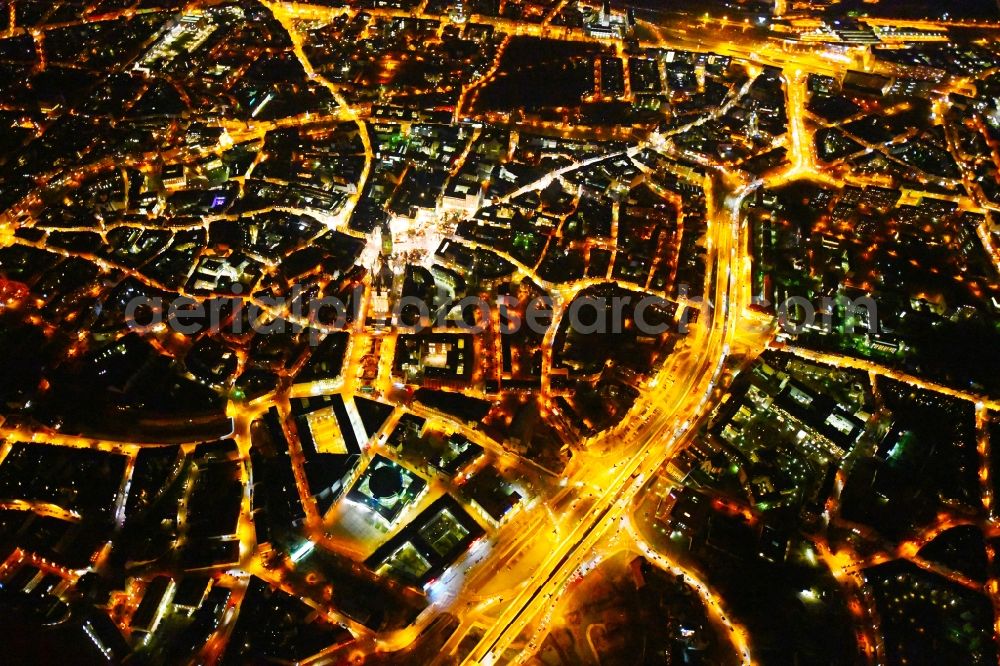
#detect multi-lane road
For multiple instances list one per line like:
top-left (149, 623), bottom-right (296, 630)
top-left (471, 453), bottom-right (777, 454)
top-left (455, 168), bottom-right (763, 664)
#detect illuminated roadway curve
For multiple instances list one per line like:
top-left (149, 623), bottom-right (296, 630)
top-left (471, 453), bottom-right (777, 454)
top-left (462, 173), bottom-right (760, 665)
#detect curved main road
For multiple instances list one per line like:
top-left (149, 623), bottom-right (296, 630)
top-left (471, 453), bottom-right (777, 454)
top-left (461, 171), bottom-right (760, 665)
